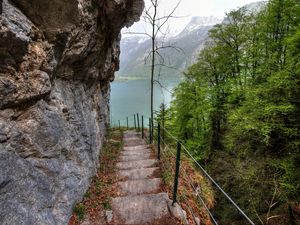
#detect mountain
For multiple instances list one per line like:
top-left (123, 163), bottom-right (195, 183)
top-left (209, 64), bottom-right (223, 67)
top-left (118, 16), bottom-right (221, 79)
top-left (242, 1), bottom-right (267, 13)
top-left (178, 16), bottom-right (222, 35)
top-left (117, 2), bottom-right (266, 79)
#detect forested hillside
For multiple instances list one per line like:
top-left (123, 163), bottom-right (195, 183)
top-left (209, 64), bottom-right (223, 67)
top-left (160, 0), bottom-right (300, 223)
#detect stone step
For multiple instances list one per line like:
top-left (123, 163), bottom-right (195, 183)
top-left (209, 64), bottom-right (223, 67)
top-left (123, 132), bottom-right (140, 138)
top-left (119, 153), bottom-right (152, 162)
top-left (118, 167), bottom-right (160, 180)
top-left (121, 149), bottom-right (152, 156)
top-left (123, 145), bottom-right (150, 151)
top-left (110, 193), bottom-right (170, 225)
top-left (124, 137), bottom-right (141, 141)
top-left (117, 178), bottom-right (161, 195)
top-left (124, 140), bottom-right (146, 147)
top-left (116, 159), bottom-right (158, 170)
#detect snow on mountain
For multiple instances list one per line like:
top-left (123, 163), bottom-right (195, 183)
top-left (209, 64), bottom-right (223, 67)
top-left (117, 2), bottom-right (265, 79)
top-left (242, 1), bottom-right (267, 14)
top-left (118, 16), bottom-right (219, 78)
top-left (179, 16), bottom-right (222, 34)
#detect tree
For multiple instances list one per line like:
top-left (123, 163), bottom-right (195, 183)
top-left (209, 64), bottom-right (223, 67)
top-left (128, 0), bottom-right (181, 142)
top-left (164, 0), bottom-right (300, 223)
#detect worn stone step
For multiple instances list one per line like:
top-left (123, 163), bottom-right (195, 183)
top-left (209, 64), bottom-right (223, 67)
top-left (123, 132), bottom-right (140, 138)
top-left (117, 178), bottom-right (161, 195)
top-left (118, 167), bottom-right (160, 180)
top-left (119, 153), bottom-right (151, 162)
top-left (124, 137), bottom-right (141, 141)
top-left (123, 145), bottom-right (150, 151)
top-left (110, 193), bottom-right (170, 225)
top-left (116, 159), bottom-right (158, 170)
top-left (124, 140), bottom-right (146, 147)
top-left (121, 149), bottom-right (151, 156)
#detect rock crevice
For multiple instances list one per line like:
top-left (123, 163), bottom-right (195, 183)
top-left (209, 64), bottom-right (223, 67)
top-left (0, 0), bottom-right (144, 224)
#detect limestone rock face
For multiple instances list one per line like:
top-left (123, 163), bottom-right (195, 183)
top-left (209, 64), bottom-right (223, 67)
top-left (0, 0), bottom-right (144, 224)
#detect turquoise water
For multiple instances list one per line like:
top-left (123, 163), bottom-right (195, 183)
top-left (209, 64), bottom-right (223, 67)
top-left (110, 79), bottom-right (179, 127)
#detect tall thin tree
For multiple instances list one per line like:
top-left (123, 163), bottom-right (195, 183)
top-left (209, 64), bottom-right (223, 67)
top-left (144, 0), bottom-right (181, 141)
top-left (124, 0), bottom-right (181, 140)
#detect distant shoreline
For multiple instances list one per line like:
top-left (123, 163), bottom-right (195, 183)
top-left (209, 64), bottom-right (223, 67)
top-left (114, 76), bottom-right (149, 82)
top-left (114, 75), bottom-right (183, 83)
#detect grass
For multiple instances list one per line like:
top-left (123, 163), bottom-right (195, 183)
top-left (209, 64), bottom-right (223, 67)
top-left (161, 170), bottom-right (173, 186)
top-left (84, 191), bottom-right (91, 199)
top-left (95, 180), bottom-right (103, 189)
top-left (103, 198), bottom-right (112, 210)
top-left (73, 203), bottom-right (86, 221)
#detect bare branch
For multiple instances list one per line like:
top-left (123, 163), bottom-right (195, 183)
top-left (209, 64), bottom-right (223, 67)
top-left (155, 14), bottom-right (186, 22)
top-left (156, 44), bottom-right (185, 54)
top-left (154, 0), bottom-right (181, 37)
top-left (254, 210), bottom-right (265, 225)
top-left (154, 50), bottom-right (165, 64)
top-left (144, 7), bottom-right (154, 24)
top-left (154, 80), bottom-right (174, 95)
top-left (143, 15), bottom-right (153, 25)
top-left (154, 63), bottom-right (178, 70)
top-left (144, 51), bottom-right (152, 64)
top-left (267, 215), bottom-right (281, 221)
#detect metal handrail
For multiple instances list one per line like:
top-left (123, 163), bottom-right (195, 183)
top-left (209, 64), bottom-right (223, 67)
top-left (159, 134), bottom-right (219, 225)
top-left (160, 126), bottom-right (255, 225)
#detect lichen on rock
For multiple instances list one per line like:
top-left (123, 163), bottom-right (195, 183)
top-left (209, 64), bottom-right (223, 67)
top-left (0, 0), bottom-right (144, 224)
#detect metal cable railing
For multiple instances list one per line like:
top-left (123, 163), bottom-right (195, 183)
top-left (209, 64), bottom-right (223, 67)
top-left (112, 113), bottom-right (255, 225)
top-left (111, 113), bottom-right (149, 131)
top-left (155, 135), bottom-right (190, 225)
top-left (159, 126), bottom-right (255, 225)
top-left (158, 132), bottom-right (219, 225)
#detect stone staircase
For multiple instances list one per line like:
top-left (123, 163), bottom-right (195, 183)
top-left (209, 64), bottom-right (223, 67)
top-left (107, 130), bottom-right (180, 225)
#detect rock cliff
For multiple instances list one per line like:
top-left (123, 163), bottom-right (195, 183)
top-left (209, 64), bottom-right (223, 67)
top-left (0, 0), bottom-right (144, 224)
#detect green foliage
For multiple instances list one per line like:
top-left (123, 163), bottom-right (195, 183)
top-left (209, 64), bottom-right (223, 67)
top-left (73, 203), bottom-right (86, 221)
top-left (163, 0), bottom-right (300, 223)
top-left (103, 198), bottom-right (112, 210)
top-left (161, 170), bottom-right (173, 186)
top-left (270, 158), bottom-right (300, 200)
top-left (84, 191), bottom-right (91, 199)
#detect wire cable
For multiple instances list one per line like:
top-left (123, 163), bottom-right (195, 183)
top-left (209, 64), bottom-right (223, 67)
top-left (159, 133), bottom-right (218, 224)
top-left (160, 127), bottom-right (255, 225)
top-left (180, 163), bottom-right (219, 225)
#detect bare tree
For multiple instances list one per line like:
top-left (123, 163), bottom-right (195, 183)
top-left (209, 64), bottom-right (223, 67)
top-left (144, 0), bottom-right (181, 141)
top-left (123, 0), bottom-right (181, 140)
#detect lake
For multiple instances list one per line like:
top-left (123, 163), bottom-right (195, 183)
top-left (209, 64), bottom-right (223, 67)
top-left (110, 78), bottom-right (180, 127)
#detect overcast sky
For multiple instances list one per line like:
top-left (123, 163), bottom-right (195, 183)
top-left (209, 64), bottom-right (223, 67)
top-left (123, 0), bottom-right (262, 35)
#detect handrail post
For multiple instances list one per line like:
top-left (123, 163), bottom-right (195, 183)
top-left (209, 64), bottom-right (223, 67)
top-left (134, 115), bottom-right (136, 129)
top-left (126, 117), bottom-right (129, 129)
top-left (173, 141), bottom-right (181, 204)
top-left (137, 113), bottom-right (140, 131)
top-left (157, 123), bottom-right (161, 160)
top-left (149, 118), bottom-right (152, 144)
top-left (162, 104), bottom-right (165, 148)
top-left (118, 120), bottom-right (121, 130)
top-left (142, 116), bottom-right (144, 139)
top-left (150, 118), bottom-right (153, 144)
